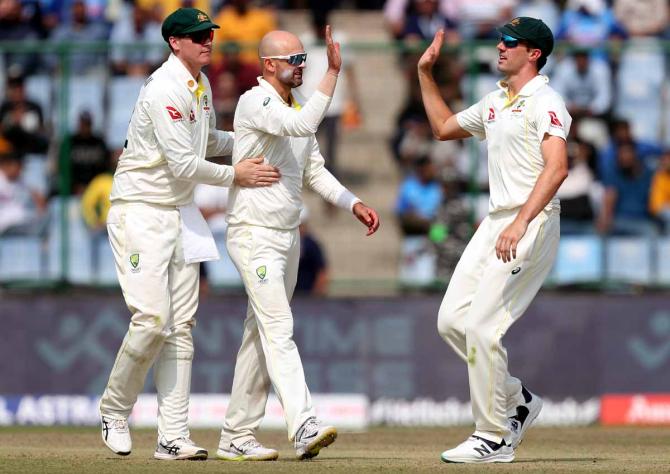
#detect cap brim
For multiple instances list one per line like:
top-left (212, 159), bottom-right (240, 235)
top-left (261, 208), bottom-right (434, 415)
top-left (182, 21), bottom-right (220, 34)
top-left (497, 25), bottom-right (525, 41)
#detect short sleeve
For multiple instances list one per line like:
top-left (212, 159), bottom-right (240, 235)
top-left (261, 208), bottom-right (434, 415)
top-left (534, 94), bottom-right (572, 142)
top-left (456, 99), bottom-right (486, 141)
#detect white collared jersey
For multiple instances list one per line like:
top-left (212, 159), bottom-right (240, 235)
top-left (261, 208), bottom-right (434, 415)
top-left (226, 78), bottom-right (360, 230)
top-left (457, 75), bottom-right (572, 214)
top-left (111, 54), bottom-right (235, 207)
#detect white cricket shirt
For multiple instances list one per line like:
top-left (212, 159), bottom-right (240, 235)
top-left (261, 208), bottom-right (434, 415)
top-left (226, 77), bottom-right (360, 230)
top-left (111, 54), bottom-right (235, 206)
top-left (457, 75), bottom-right (572, 214)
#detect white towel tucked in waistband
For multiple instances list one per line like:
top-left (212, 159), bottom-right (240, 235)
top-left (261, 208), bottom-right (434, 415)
top-left (178, 202), bottom-right (220, 263)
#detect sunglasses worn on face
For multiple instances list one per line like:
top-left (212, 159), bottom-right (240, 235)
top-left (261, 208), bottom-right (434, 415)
top-left (500, 34), bottom-right (520, 48)
top-left (185, 29), bottom-right (214, 45)
top-left (261, 53), bottom-right (307, 66)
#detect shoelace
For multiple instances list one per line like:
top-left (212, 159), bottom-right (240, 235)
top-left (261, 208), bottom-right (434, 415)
top-left (110, 419), bottom-right (129, 432)
top-left (238, 439), bottom-right (262, 452)
top-left (298, 418), bottom-right (320, 440)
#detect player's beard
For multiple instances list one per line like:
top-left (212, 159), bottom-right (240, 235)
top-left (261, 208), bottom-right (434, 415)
top-left (278, 68), bottom-right (303, 88)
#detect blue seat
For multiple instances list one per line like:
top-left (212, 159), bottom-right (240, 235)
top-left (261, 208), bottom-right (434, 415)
top-left (0, 235), bottom-right (44, 281)
top-left (25, 75), bottom-right (54, 123)
top-left (550, 235), bottom-right (603, 284)
top-left (398, 236), bottom-right (436, 286)
top-left (21, 154), bottom-right (48, 195)
top-left (605, 236), bottom-right (652, 285)
top-left (656, 237), bottom-right (670, 285)
top-left (106, 76), bottom-right (145, 149)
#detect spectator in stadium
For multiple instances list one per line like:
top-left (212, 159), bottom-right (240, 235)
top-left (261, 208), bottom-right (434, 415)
top-left (551, 48), bottom-right (612, 120)
top-left (597, 142), bottom-right (656, 236)
top-left (296, 207), bottom-right (329, 296)
top-left (0, 150), bottom-right (47, 235)
top-left (0, 72), bottom-right (49, 156)
top-left (649, 150), bottom-right (670, 233)
top-left (207, 41), bottom-right (260, 97)
top-left (556, 0), bottom-right (627, 60)
top-left (396, 156), bottom-right (443, 235)
top-left (298, 8), bottom-right (361, 180)
top-left (599, 118), bottom-right (662, 181)
top-left (109, 2), bottom-right (164, 76)
top-left (556, 138), bottom-right (599, 234)
top-left (383, 0), bottom-right (457, 40)
top-left (431, 168), bottom-right (471, 282)
top-left (50, 0), bottom-right (109, 76)
top-left (58, 110), bottom-right (110, 195)
top-left (400, 0), bottom-right (454, 42)
top-left (212, 0), bottom-right (276, 65)
top-left (614, 0), bottom-right (668, 37)
top-left (0, 0), bottom-right (41, 74)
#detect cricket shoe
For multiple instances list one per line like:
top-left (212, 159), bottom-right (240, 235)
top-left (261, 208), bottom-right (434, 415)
top-left (294, 417), bottom-right (337, 460)
top-left (153, 436), bottom-right (208, 460)
top-left (508, 385), bottom-right (543, 449)
top-left (216, 439), bottom-right (279, 461)
top-left (440, 435), bottom-right (514, 463)
top-left (101, 415), bottom-right (131, 456)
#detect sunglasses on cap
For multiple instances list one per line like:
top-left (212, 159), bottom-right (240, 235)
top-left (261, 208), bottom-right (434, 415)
top-left (499, 34), bottom-right (520, 48)
top-left (261, 53), bottom-right (307, 66)
top-left (185, 29), bottom-right (214, 45)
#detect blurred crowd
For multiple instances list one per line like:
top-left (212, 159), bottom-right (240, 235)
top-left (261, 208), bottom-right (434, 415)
top-left (1, 0), bottom-right (670, 286)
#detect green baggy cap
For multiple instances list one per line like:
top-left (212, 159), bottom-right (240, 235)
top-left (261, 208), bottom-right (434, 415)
top-left (498, 17), bottom-right (554, 58)
top-left (161, 8), bottom-right (219, 42)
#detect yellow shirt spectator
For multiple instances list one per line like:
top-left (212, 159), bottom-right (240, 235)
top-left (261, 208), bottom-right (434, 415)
top-left (136, 0), bottom-right (211, 20)
top-left (81, 173), bottom-right (113, 229)
top-left (213, 4), bottom-right (276, 64)
top-left (649, 161), bottom-right (670, 216)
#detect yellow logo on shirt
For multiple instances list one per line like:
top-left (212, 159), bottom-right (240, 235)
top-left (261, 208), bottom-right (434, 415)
top-left (256, 265), bottom-right (267, 280)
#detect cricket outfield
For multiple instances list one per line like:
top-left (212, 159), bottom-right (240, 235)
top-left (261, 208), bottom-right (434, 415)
top-left (1, 426), bottom-right (669, 473)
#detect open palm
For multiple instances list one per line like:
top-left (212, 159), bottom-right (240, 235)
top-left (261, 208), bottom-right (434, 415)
top-left (418, 29), bottom-right (444, 73)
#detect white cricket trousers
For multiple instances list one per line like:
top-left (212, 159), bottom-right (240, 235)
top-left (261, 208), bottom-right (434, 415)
top-left (100, 201), bottom-right (199, 441)
top-left (437, 207), bottom-right (559, 443)
top-left (221, 224), bottom-right (315, 446)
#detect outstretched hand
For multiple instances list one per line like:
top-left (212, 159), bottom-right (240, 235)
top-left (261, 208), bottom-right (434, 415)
top-left (353, 202), bottom-right (380, 236)
top-left (234, 157), bottom-right (281, 187)
top-left (325, 25), bottom-right (342, 75)
top-left (417, 29), bottom-right (445, 74)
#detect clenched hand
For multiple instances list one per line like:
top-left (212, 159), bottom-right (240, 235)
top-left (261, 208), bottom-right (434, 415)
top-left (353, 202), bottom-right (380, 236)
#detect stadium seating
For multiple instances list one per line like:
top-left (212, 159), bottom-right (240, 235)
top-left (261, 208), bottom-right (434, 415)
top-left (106, 76), bottom-right (145, 149)
top-left (0, 235), bottom-right (45, 280)
top-left (549, 235), bottom-right (603, 285)
top-left (605, 236), bottom-right (653, 285)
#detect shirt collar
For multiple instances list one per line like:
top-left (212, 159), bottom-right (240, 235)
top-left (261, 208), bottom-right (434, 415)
top-left (257, 77), bottom-right (293, 106)
top-left (166, 54), bottom-right (199, 93)
top-left (496, 74), bottom-right (549, 98)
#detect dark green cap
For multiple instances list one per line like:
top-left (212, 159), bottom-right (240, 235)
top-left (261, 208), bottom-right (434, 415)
top-left (161, 8), bottom-right (219, 42)
top-left (498, 17), bottom-right (554, 58)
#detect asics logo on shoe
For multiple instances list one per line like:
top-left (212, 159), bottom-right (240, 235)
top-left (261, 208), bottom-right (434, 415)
top-left (102, 419), bottom-right (110, 440)
top-left (160, 442), bottom-right (180, 455)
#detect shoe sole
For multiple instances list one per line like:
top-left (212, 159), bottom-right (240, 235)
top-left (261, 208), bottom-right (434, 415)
top-left (296, 427), bottom-right (338, 460)
top-left (440, 452), bottom-right (515, 464)
top-left (153, 450), bottom-right (208, 461)
top-left (512, 395), bottom-right (543, 449)
top-left (216, 451), bottom-right (279, 461)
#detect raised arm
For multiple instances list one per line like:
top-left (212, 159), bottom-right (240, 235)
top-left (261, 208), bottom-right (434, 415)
top-left (417, 30), bottom-right (472, 141)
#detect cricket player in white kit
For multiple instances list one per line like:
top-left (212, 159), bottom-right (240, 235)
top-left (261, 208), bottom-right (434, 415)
top-left (417, 18), bottom-right (571, 463)
top-left (215, 28), bottom-right (380, 462)
top-left (98, 8), bottom-right (280, 460)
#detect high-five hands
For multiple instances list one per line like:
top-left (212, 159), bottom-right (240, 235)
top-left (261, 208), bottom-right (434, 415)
top-left (417, 29), bottom-right (445, 74)
top-left (325, 25), bottom-right (342, 75)
top-left (353, 202), bottom-right (380, 236)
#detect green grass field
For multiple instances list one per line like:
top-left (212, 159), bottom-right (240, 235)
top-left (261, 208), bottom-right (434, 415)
top-left (1, 426), bottom-right (669, 473)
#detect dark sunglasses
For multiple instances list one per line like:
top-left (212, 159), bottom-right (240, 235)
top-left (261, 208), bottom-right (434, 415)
top-left (261, 53), bottom-right (307, 66)
top-left (185, 29), bottom-right (214, 45)
top-left (499, 34), bottom-right (520, 48)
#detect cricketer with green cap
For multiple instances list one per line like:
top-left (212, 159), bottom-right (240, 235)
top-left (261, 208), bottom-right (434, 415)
top-left (416, 21), bottom-right (571, 464)
top-left (98, 5), bottom-right (281, 463)
top-left (161, 7), bottom-right (219, 43)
